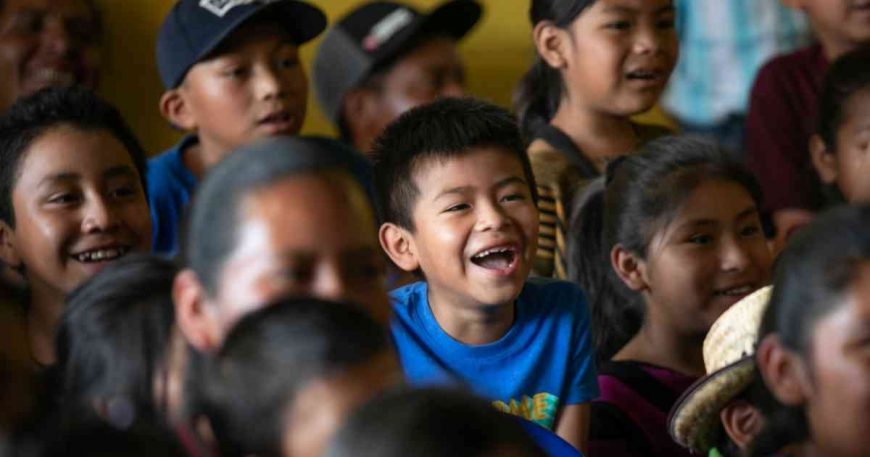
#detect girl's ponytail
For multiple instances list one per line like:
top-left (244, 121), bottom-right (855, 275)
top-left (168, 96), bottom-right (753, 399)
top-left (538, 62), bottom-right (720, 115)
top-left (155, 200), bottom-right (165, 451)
top-left (513, 56), bottom-right (563, 139)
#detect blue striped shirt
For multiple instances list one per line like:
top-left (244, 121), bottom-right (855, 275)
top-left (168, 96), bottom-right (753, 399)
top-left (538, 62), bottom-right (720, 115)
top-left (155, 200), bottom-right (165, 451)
top-left (663, 0), bottom-right (809, 125)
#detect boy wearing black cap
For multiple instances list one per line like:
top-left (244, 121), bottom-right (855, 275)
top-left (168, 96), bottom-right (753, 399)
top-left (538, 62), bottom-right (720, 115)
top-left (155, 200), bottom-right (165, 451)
top-left (313, 0), bottom-right (481, 157)
top-left (149, 0), bottom-right (326, 254)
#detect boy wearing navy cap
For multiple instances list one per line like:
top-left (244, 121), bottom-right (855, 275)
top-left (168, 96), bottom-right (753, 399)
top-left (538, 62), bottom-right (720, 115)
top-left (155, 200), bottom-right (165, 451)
top-left (313, 0), bottom-right (481, 157)
top-left (149, 0), bottom-right (325, 254)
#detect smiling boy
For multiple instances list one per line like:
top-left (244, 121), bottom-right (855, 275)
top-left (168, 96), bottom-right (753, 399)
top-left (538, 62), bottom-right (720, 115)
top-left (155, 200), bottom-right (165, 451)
top-left (0, 87), bottom-right (152, 366)
top-left (374, 98), bottom-right (598, 452)
top-left (148, 0), bottom-right (326, 254)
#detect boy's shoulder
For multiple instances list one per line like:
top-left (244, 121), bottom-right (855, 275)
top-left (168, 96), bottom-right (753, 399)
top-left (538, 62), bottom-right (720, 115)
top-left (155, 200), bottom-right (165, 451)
top-left (147, 136), bottom-right (198, 193)
top-left (389, 278), bottom-right (587, 316)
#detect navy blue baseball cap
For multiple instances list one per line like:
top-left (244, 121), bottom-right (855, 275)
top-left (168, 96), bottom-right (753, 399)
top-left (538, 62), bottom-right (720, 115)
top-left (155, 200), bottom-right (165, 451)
top-left (157, 0), bottom-right (326, 89)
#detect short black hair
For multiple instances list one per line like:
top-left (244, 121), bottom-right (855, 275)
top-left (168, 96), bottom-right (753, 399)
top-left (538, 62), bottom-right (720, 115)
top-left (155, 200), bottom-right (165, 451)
top-left (817, 47), bottom-right (870, 149)
top-left (56, 254), bottom-right (178, 428)
top-left (41, 421), bottom-right (187, 457)
top-left (372, 97), bottom-right (535, 230)
top-left (196, 297), bottom-right (389, 457)
top-left (0, 86), bottom-right (147, 227)
top-left (325, 387), bottom-right (546, 457)
top-left (181, 136), bottom-right (373, 296)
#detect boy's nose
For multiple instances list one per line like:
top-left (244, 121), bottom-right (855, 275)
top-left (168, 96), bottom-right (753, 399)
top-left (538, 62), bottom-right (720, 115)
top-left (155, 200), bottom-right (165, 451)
top-left (439, 80), bottom-right (465, 99)
top-left (41, 16), bottom-right (74, 56)
top-left (311, 264), bottom-right (345, 303)
top-left (81, 198), bottom-right (119, 233)
top-left (720, 237), bottom-right (752, 272)
top-left (476, 202), bottom-right (510, 232)
top-left (255, 68), bottom-right (285, 100)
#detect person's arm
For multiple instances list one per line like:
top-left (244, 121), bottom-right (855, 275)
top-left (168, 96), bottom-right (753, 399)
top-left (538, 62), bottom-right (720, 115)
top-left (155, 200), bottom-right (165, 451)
top-left (555, 403), bottom-right (590, 454)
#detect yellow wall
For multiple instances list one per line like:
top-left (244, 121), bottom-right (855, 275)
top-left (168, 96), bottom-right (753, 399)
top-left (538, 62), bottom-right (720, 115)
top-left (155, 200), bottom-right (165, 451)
top-left (95, 0), bottom-right (670, 156)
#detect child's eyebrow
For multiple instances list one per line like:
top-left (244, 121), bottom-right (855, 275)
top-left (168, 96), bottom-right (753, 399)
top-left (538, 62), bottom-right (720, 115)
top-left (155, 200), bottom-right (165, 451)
top-left (494, 176), bottom-right (528, 189)
top-left (102, 165), bottom-right (138, 179)
top-left (38, 172), bottom-right (80, 188)
top-left (735, 206), bottom-right (760, 220)
top-left (434, 185), bottom-right (473, 200)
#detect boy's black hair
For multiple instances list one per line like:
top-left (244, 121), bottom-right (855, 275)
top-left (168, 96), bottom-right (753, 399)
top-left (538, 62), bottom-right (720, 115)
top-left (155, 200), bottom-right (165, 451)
top-left (748, 205), bottom-right (870, 457)
top-left (181, 135), bottom-right (372, 296)
top-left (55, 254), bottom-right (178, 428)
top-left (568, 136), bottom-right (763, 363)
top-left (325, 387), bottom-right (546, 457)
top-left (0, 86), bottom-right (148, 227)
top-left (817, 47), bottom-right (870, 149)
top-left (197, 297), bottom-right (389, 457)
top-left (513, 0), bottom-right (595, 138)
top-left (371, 97), bottom-right (536, 230)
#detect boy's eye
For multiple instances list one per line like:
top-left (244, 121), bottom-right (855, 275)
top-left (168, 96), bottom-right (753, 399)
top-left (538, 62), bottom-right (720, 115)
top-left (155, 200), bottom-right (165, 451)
top-left (605, 20), bottom-right (632, 31)
top-left (47, 192), bottom-right (82, 206)
top-left (276, 57), bottom-right (300, 70)
top-left (500, 193), bottom-right (526, 203)
top-left (108, 185), bottom-right (138, 199)
top-left (688, 234), bottom-right (713, 246)
top-left (656, 18), bottom-right (675, 29)
top-left (443, 203), bottom-right (470, 213)
top-left (221, 65), bottom-right (249, 79)
top-left (739, 224), bottom-right (762, 238)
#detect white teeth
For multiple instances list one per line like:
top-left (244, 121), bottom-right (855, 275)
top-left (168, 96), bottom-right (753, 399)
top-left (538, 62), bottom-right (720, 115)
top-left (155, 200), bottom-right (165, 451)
top-left (472, 246), bottom-right (514, 260)
top-left (73, 247), bottom-right (129, 263)
top-left (716, 286), bottom-right (753, 296)
top-left (36, 68), bottom-right (75, 86)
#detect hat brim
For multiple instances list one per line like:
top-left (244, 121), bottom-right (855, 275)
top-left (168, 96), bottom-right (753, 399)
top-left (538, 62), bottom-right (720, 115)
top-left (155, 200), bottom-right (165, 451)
top-left (668, 357), bottom-right (756, 453)
top-left (370, 0), bottom-right (482, 71)
top-left (181, 1), bottom-right (326, 87)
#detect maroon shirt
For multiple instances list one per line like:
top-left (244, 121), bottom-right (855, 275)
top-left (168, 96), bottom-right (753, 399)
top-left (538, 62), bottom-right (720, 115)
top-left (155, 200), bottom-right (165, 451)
top-left (588, 361), bottom-right (698, 457)
top-left (745, 43), bottom-right (829, 213)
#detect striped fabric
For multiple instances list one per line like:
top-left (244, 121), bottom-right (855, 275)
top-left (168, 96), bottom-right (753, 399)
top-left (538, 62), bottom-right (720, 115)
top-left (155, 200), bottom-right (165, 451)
top-left (527, 124), bottom-right (670, 279)
top-left (663, 0), bottom-right (809, 125)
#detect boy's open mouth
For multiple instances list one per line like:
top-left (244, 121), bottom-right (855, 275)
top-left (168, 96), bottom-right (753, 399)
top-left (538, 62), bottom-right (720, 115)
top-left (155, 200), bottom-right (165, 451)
top-left (470, 246), bottom-right (518, 271)
top-left (71, 246), bottom-right (130, 263)
top-left (625, 69), bottom-right (662, 82)
top-left (712, 285), bottom-right (754, 297)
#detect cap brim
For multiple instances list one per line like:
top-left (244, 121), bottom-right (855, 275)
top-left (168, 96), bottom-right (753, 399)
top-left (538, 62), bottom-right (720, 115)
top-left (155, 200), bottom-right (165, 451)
top-left (419, 0), bottom-right (482, 41)
top-left (186, 1), bottom-right (326, 84)
top-left (369, 0), bottom-right (482, 70)
top-left (668, 357), bottom-right (755, 453)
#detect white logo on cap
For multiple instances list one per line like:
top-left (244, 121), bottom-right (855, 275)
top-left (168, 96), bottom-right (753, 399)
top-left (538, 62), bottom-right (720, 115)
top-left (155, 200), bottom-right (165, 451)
top-left (199, 0), bottom-right (277, 17)
top-left (362, 8), bottom-right (413, 52)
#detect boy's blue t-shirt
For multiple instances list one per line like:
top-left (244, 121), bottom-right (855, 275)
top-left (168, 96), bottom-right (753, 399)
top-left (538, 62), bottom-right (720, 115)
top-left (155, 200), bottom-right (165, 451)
top-left (390, 278), bottom-right (599, 430)
top-left (147, 136), bottom-right (198, 255)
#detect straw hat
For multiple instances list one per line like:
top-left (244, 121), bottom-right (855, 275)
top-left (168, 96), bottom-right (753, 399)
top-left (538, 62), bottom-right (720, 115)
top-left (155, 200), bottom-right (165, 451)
top-left (668, 286), bottom-right (772, 453)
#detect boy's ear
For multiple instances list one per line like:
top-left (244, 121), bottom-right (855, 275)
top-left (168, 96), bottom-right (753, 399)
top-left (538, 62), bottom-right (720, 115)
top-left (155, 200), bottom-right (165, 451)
top-left (809, 134), bottom-right (839, 184)
top-left (379, 223), bottom-right (419, 273)
top-left (159, 89), bottom-right (197, 131)
top-left (172, 269), bottom-right (221, 354)
top-left (756, 334), bottom-right (810, 407)
top-left (533, 21), bottom-right (568, 69)
top-left (720, 399), bottom-right (765, 451)
top-left (611, 244), bottom-right (647, 292)
top-left (0, 221), bottom-right (20, 268)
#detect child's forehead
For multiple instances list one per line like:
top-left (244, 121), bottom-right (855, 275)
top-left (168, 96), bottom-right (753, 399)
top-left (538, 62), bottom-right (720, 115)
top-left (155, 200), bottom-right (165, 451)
top-left (18, 125), bottom-right (134, 176)
top-left (409, 147), bottom-right (527, 188)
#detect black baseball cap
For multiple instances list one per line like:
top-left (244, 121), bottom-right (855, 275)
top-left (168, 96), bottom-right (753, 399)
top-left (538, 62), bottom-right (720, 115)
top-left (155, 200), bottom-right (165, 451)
top-left (157, 0), bottom-right (326, 89)
top-left (313, 0), bottom-right (482, 123)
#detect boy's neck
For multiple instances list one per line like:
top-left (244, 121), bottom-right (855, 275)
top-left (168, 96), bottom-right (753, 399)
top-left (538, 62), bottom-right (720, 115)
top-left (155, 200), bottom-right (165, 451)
top-left (27, 285), bottom-right (65, 366)
top-left (614, 318), bottom-right (706, 377)
top-left (427, 286), bottom-right (515, 346)
top-left (182, 137), bottom-right (231, 180)
top-left (550, 101), bottom-right (639, 172)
